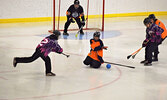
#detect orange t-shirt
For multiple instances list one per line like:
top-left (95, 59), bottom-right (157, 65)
top-left (88, 39), bottom-right (103, 62)
top-left (155, 19), bottom-right (167, 39)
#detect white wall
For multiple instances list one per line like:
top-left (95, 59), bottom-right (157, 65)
top-left (0, 0), bottom-right (52, 19)
top-left (106, 0), bottom-right (167, 14)
top-left (0, 0), bottom-right (167, 19)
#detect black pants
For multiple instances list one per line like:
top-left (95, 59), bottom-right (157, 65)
top-left (153, 38), bottom-right (167, 60)
top-left (153, 38), bottom-right (167, 59)
top-left (83, 56), bottom-right (101, 69)
top-left (64, 17), bottom-right (83, 33)
top-left (145, 43), bottom-right (158, 63)
top-left (153, 46), bottom-right (159, 60)
top-left (15, 48), bottom-right (51, 74)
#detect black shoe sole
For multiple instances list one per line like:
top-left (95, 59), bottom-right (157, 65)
top-left (144, 63), bottom-right (152, 66)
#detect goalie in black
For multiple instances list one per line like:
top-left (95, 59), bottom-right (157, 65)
top-left (63, 0), bottom-right (85, 36)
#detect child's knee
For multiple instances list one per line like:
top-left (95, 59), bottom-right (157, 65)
top-left (91, 65), bottom-right (100, 69)
top-left (83, 60), bottom-right (89, 65)
top-left (45, 56), bottom-right (51, 62)
top-left (83, 56), bottom-right (92, 65)
top-left (91, 61), bottom-right (101, 69)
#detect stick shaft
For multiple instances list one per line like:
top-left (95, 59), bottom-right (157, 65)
top-left (127, 47), bottom-right (142, 59)
top-left (132, 48), bottom-right (142, 58)
top-left (76, 18), bottom-right (88, 35)
top-left (130, 39), bottom-right (150, 56)
top-left (62, 53), bottom-right (69, 57)
top-left (131, 47), bottom-right (142, 55)
top-left (104, 61), bottom-right (135, 69)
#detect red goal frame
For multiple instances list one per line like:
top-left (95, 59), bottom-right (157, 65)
top-left (49, 0), bottom-right (105, 32)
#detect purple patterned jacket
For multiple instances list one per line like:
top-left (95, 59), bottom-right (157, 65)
top-left (37, 36), bottom-right (63, 57)
top-left (145, 24), bottom-right (164, 44)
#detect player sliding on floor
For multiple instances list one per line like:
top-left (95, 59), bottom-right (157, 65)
top-left (13, 30), bottom-right (63, 76)
top-left (83, 32), bottom-right (108, 68)
top-left (141, 17), bottom-right (164, 66)
top-left (63, 0), bottom-right (85, 36)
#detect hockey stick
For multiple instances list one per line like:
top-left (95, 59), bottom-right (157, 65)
top-left (75, 26), bottom-right (83, 38)
top-left (104, 61), bottom-right (135, 69)
top-left (127, 47), bottom-right (142, 59)
top-left (93, 48), bottom-right (135, 69)
top-left (62, 53), bottom-right (70, 58)
top-left (132, 47), bottom-right (142, 59)
top-left (127, 39), bottom-right (150, 59)
top-left (93, 47), bottom-right (134, 68)
top-left (75, 18), bottom-right (88, 38)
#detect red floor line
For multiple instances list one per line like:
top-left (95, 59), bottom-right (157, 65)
top-left (3, 66), bottom-right (122, 100)
top-left (0, 46), bottom-right (122, 100)
top-left (0, 76), bottom-right (8, 80)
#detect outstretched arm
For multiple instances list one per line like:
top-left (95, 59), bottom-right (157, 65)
top-left (52, 43), bottom-right (63, 54)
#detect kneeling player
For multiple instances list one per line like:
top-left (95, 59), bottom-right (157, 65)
top-left (13, 30), bottom-right (63, 76)
top-left (83, 32), bottom-right (107, 68)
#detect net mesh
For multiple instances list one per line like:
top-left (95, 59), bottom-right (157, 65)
top-left (50, 0), bottom-right (104, 32)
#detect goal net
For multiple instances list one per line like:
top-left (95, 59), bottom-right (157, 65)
top-left (49, 0), bottom-right (105, 33)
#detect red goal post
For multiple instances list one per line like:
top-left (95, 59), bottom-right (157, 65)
top-left (49, 0), bottom-right (105, 33)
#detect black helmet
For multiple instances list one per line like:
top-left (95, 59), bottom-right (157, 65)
top-left (50, 30), bottom-right (61, 40)
top-left (148, 14), bottom-right (156, 20)
top-left (143, 17), bottom-right (151, 25)
top-left (93, 31), bottom-right (100, 38)
top-left (74, 0), bottom-right (80, 5)
top-left (53, 30), bottom-right (61, 36)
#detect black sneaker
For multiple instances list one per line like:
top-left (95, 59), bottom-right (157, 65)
top-left (13, 57), bottom-right (17, 67)
top-left (46, 72), bottom-right (56, 76)
top-left (152, 59), bottom-right (158, 62)
top-left (63, 32), bottom-right (69, 36)
top-left (144, 62), bottom-right (152, 66)
top-left (140, 60), bottom-right (147, 64)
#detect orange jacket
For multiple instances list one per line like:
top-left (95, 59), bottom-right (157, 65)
top-left (155, 19), bottom-right (167, 39)
top-left (88, 39), bottom-right (104, 63)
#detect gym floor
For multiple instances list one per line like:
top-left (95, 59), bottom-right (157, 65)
top-left (0, 16), bottom-right (167, 100)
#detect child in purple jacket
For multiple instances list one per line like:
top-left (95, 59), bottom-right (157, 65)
top-left (13, 30), bottom-right (63, 76)
top-left (141, 17), bottom-right (164, 66)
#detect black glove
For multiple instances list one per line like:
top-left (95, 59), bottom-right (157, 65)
top-left (103, 46), bottom-right (108, 50)
top-left (67, 15), bottom-right (75, 23)
top-left (70, 18), bottom-right (75, 23)
top-left (142, 40), bottom-right (147, 47)
top-left (142, 43), bottom-right (146, 47)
